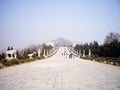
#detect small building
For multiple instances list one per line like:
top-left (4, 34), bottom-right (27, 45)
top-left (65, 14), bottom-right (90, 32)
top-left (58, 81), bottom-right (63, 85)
top-left (6, 47), bottom-right (17, 60)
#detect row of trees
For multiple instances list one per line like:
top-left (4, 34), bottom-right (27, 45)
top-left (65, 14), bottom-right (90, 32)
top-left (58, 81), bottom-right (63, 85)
top-left (74, 32), bottom-right (120, 58)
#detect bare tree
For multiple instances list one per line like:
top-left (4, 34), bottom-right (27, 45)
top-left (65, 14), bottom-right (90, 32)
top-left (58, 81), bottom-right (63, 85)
top-left (104, 32), bottom-right (120, 44)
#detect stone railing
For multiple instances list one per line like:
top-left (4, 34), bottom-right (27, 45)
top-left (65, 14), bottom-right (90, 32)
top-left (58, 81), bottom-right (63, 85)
top-left (47, 47), bottom-right (59, 57)
top-left (67, 47), bottom-right (80, 57)
top-left (44, 47), bottom-right (59, 58)
top-left (67, 47), bottom-right (92, 58)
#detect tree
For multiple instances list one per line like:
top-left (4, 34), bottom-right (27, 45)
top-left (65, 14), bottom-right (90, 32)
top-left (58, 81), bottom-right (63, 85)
top-left (104, 32), bottom-right (120, 44)
top-left (0, 53), bottom-right (5, 60)
top-left (89, 41), bottom-right (100, 56)
top-left (102, 32), bottom-right (120, 57)
top-left (82, 43), bottom-right (89, 55)
top-left (74, 44), bottom-right (80, 51)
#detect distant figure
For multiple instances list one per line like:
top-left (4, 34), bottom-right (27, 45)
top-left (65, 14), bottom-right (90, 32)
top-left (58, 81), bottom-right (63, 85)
top-left (66, 53), bottom-right (68, 55)
top-left (64, 51), bottom-right (66, 54)
top-left (69, 53), bottom-right (73, 59)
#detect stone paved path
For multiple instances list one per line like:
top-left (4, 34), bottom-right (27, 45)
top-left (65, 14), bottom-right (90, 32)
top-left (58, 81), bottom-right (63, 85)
top-left (0, 47), bottom-right (120, 90)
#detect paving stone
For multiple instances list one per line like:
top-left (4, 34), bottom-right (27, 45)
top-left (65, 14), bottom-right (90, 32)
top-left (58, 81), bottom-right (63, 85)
top-left (0, 47), bottom-right (120, 90)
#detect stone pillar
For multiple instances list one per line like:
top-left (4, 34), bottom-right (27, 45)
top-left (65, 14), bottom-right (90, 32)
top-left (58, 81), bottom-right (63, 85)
top-left (77, 50), bottom-right (79, 55)
top-left (75, 50), bottom-right (77, 54)
top-left (15, 54), bottom-right (17, 59)
top-left (43, 49), bottom-right (46, 56)
top-left (47, 49), bottom-right (49, 56)
top-left (79, 50), bottom-right (81, 57)
top-left (83, 50), bottom-right (85, 57)
top-left (46, 50), bottom-right (47, 56)
top-left (38, 49), bottom-right (41, 57)
top-left (48, 49), bottom-right (50, 55)
top-left (89, 49), bottom-right (91, 57)
top-left (47, 49), bottom-right (49, 55)
top-left (49, 49), bottom-right (51, 54)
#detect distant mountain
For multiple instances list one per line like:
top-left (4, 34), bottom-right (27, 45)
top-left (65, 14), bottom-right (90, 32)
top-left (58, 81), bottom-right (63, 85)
top-left (52, 38), bottom-right (73, 46)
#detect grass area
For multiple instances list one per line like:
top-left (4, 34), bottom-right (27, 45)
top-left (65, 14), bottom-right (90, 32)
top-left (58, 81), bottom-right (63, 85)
top-left (81, 56), bottom-right (120, 66)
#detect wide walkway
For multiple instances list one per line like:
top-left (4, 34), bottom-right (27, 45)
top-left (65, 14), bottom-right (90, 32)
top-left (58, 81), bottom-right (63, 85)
top-left (0, 47), bottom-right (120, 90)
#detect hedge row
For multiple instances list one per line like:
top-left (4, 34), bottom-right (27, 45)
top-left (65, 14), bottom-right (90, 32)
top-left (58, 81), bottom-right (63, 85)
top-left (81, 56), bottom-right (120, 66)
top-left (0, 58), bottom-right (35, 66)
top-left (36, 56), bottom-right (45, 60)
top-left (0, 56), bottom-right (45, 68)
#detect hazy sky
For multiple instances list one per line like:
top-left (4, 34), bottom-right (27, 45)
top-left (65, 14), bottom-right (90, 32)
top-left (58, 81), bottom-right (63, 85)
top-left (0, 0), bottom-right (120, 50)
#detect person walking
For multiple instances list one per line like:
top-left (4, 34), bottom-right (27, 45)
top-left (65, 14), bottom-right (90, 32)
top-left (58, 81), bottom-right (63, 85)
top-left (69, 53), bottom-right (72, 59)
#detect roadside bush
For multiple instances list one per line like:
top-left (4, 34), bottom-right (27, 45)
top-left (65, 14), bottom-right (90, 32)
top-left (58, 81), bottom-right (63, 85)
top-left (27, 58), bottom-right (36, 62)
top-left (37, 56), bottom-right (45, 60)
top-left (19, 59), bottom-right (31, 63)
top-left (5, 60), bottom-right (11, 66)
top-left (95, 58), bottom-right (101, 62)
top-left (11, 59), bottom-right (20, 65)
top-left (18, 56), bottom-right (28, 59)
top-left (24, 58), bottom-right (28, 62)
top-left (36, 56), bottom-right (41, 60)
top-left (116, 60), bottom-right (120, 65)
top-left (81, 56), bottom-right (120, 66)
top-left (20, 59), bottom-right (25, 63)
top-left (0, 59), bottom-right (11, 66)
top-left (0, 55), bottom-right (46, 68)
top-left (81, 56), bottom-right (94, 61)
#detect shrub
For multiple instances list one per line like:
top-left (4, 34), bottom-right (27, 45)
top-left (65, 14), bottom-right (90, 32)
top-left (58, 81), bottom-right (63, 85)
top-left (36, 56), bottom-right (45, 60)
top-left (25, 58), bottom-right (36, 62)
top-left (116, 60), bottom-right (120, 65)
top-left (5, 60), bottom-right (11, 66)
top-left (36, 56), bottom-right (41, 60)
top-left (20, 59), bottom-right (25, 63)
top-left (0, 59), bottom-right (11, 66)
top-left (95, 58), bottom-right (102, 62)
top-left (11, 59), bottom-right (20, 65)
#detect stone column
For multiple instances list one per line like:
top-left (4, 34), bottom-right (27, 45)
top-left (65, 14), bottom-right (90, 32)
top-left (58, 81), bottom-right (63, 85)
top-left (83, 49), bottom-right (85, 57)
top-left (46, 50), bottom-right (47, 56)
top-left (47, 49), bottom-right (49, 55)
top-left (77, 50), bottom-right (79, 55)
top-left (47, 49), bottom-right (49, 56)
top-left (79, 50), bottom-right (81, 57)
top-left (38, 49), bottom-right (41, 57)
top-left (49, 49), bottom-right (51, 54)
top-left (15, 54), bottom-right (17, 59)
top-left (75, 50), bottom-right (77, 54)
top-left (49, 49), bottom-right (50, 55)
top-left (89, 49), bottom-right (91, 57)
top-left (43, 49), bottom-right (46, 57)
